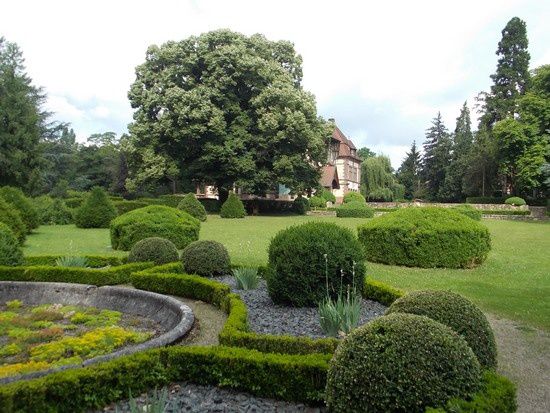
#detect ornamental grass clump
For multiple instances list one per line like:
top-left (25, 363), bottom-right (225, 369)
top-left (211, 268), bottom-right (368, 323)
top-left (233, 267), bottom-right (260, 290)
top-left (357, 207), bottom-right (491, 268)
top-left (177, 193), bottom-right (207, 222)
top-left (74, 187), bottom-right (117, 228)
top-left (55, 256), bottom-right (89, 268)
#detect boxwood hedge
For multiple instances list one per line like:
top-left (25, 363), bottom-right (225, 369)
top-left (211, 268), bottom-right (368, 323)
top-left (453, 204), bottom-right (482, 221)
top-left (335, 201), bottom-right (374, 218)
top-left (110, 205), bottom-right (200, 250)
top-left (357, 207), bottom-right (491, 268)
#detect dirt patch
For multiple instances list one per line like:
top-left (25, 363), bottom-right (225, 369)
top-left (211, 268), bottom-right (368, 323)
top-left (488, 314), bottom-right (550, 413)
top-left (174, 298), bottom-right (227, 346)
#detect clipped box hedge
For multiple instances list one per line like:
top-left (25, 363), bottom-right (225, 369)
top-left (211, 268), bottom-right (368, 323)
top-left (358, 207), bottom-right (492, 268)
top-left (24, 255), bottom-right (125, 267)
top-left (335, 201), bottom-right (374, 218)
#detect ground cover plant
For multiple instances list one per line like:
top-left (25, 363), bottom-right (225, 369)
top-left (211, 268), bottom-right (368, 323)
top-left (0, 301), bottom-right (153, 379)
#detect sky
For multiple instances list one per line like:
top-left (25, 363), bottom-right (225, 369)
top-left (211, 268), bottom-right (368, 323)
top-left (1, 0), bottom-right (549, 168)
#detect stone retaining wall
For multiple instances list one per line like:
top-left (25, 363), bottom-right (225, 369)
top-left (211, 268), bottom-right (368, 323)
top-left (365, 201), bottom-right (529, 211)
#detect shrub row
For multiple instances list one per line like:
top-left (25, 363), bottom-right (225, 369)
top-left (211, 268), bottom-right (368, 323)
top-left (24, 255), bottom-right (125, 267)
top-left (113, 200), bottom-right (149, 215)
top-left (452, 205), bottom-right (482, 221)
top-left (465, 197), bottom-right (505, 204)
top-left (481, 209), bottom-right (531, 216)
top-left (362, 278), bottom-right (405, 305)
top-left (335, 201), bottom-right (374, 218)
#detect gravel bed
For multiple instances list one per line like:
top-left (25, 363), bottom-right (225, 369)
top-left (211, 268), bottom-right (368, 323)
top-left (215, 276), bottom-right (387, 338)
top-left (100, 382), bottom-right (325, 412)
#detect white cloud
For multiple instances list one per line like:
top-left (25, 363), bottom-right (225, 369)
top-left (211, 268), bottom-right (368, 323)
top-left (91, 106), bottom-right (110, 119)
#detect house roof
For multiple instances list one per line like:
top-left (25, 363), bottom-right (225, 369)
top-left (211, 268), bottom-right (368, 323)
top-left (321, 164), bottom-right (339, 188)
top-left (332, 126), bottom-right (361, 161)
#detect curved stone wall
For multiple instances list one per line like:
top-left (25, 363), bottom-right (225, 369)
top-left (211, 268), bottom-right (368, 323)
top-left (0, 281), bottom-right (194, 383)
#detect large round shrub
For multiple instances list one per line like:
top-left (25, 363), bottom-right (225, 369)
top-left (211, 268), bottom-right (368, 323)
top-left (128, 237), bottom-right (179, 265)
top-left (74, 187), bottom-right (117, 228)
top-left (309, 196), bottom-right (326, 208)
top-left (336, 201), bottom-right (374, 218)
top-left (0, 186), bottom-right (39, 232)
top-left (326, 313), bottom-right (482, 413)
top-left (452, 204), bottom-right (482, 221)
top-left (292, 196), bottom-right (310, 215)
top-left (504, 196), bottom-right (526, 206)
top-left (267, 222), bottom-right (365, 307)
top-left (0, 223), bottom-right (24, 266)
top-left (386, 290), bottom-right (497, 369)
top-left (181, 240), bottom-right (230, 277)
top-left (220, 193), bottom-right (246, 218)
top-left (0, 196), bottom-right (26, 244)
top-left (177, 193), bottom-right (207, 222)
top-left (343, 191), bottom-right (365, 204)
top-left (110, 205), bottom-right (200, 251)
top-left (357, 207), bottom-right (491, 268)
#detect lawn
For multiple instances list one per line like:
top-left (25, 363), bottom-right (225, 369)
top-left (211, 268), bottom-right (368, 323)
top-left (22, 216), bottom-right (550, 330)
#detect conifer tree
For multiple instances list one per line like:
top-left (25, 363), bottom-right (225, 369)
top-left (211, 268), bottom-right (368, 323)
top-left (397, 141), bottom-right (422, 199)
top-left (421, 113), bottom-right (452, 200)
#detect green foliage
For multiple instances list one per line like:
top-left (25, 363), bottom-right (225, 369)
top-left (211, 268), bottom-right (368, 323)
top-left (357, 207), bottom-right (492, 268)
top-left (326, 313), bottom-right (482, 413)
top-left (308, 195), bottom-right (326, 208)
top-left (25, 255), bottom-right (124, 268)
top-left (113, 200), bottom-right (149, 215)
top-left (361, 155), bottom-right (400, 201)
top-left (33, 196), bottom-right (73, 225)
top-left (74, 187), bottom-right (117, 228)
top-left (64, 197), bottom-right (83, 209)
top-left (292, 196), bottom-right (310, 215)
top-left (397, 141), bottom-right (422, 199)
top-left (220, 193), bottom-right (246, 218)
top-left (452, 204), bottom-right (482, 221)
top-left (233, 267), bottom-right (260, 290)
top-left (465, 197), bottom-right (505, 204)
top-left (422, 112), bottom-right (452, 200)
top-left (177, 193), bottom-right (207, 222)
top-left (55, 256), bottom-right (89, 268)
top-left (387, 290), bottom-right (497, 369)
top-left (110, 205), bottom-right (200, 250)
top-left (0, 196), bottom-right (26, 244)
top-left (362, 278), bottom-right (404, 306)
top-left (366, 187), bottom-right (393, 201)
top-left (0, 223), bottom-right (23, 266)
top-left (128, 237), bottom-right (179, 265)
top-left (335, 201), bottom-right (374, 218)
top-left (181, 240), bottom-right (231, 277)
top-left (480, 209), bottom-right (530, 216)
top-left (0, 187), bottom-right (39, 232)
top-left (342, 192), bottom-right (365, 204)
top-left (126, 388), bottom-right (169, 413)
top-left (504, 196), bottom-right (526, 206)
top-left (319, 189), bottom-right (336, 203)
top-left (267, 222), bottom-right (365, 307)
top-left (318, 287), bottom-right (361, 337)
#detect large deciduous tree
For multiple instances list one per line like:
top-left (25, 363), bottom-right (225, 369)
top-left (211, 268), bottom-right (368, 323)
top-left (126, 30), bottom-right (328, 200)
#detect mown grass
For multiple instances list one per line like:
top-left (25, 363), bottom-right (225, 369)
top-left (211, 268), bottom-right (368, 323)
top-left (22, 216), bottom-right (550, 330)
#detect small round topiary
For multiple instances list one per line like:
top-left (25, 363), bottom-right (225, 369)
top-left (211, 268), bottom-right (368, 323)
top-left (220, 193), bottom-right (246, 218)
top-left (326, 313), bottom-right (482, 413)
top-left (309, 195), bottom-right (326, 208)
top-left (293, 196), bottom-right (310, 215)
top-left (110, 205), bottom-right (200, 251)
top-left (386, 290), bottom-right (497, 369)
top-left (0, 222), bottom-right (24, 266)
top-left (128, 237), bottom-right (179, 265)
top-left (0, 196), bottom-right (26, 244)
top-left (74, 187), bottom-right (118, 228)
top-left (267, 222), bottom-right (366, 307)
top-left (181, 240), bottom-right (231, 277)
top-left (177, 193), bottom-right (207, 222)
top-left (452, 204), bottom-right (482, 221)
top-left (357, 207), bottom-right (491, 268)
top-left (0, 186), bottom-right (39, 232)
top-left (504, 196), bottom-right (526, 206)
top-left (342, 191), bottom-right (365, 204)
top-left (336, 201), bottom-right (374, 218)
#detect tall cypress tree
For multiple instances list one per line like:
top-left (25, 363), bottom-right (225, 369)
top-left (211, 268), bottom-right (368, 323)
top-left (397, 141), bottom-right (422, 199)
top-left (421, 113), bottom-right (452, 200)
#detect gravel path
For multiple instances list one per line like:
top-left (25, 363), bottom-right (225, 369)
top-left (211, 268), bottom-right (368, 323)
top-left (214, 276), bottom-right (386, 338)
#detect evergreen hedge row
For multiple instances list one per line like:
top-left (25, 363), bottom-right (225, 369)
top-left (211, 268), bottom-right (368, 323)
top-left (24, 255), bottom-right (125, 267)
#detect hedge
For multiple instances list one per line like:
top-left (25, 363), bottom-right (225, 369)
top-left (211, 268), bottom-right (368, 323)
top-left (113, 200), bottom-right (149, 215)
top-left (452, 205), bottom-right (482, 221)
top-left (342, 192), bottom-right (366, 203)
top-left (465, 197), bottom-right (505, 204)
top-left (335, 201), bottom-right (374, 218)
top-left (481, 210), bottom-right (530, 216)
top-left (358, 207), bottom-right (492, 268)
top-left (181, 240), bottom-right (231, 277)
top-left (309, 196), bottom-right (326, 209)
top-left (243, 199), bottom-right (297, 215)
top-left (363, 278), bottom-right (404, 305)
top-left (292, 196), bottom-right (310, 215)
top-left (504, 197), bottom-right (526, 206)
top-left (24, 255), bottom-right (125, 267)
top-left (128, 237), bottom-right (179, 265)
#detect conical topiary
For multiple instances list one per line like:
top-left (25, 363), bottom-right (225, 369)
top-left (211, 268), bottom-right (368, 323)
top-left (74, 187), bottom-right (117, 228)
top-left (0, 222), bottom-right (24, 266)
top-left (177, 193), bottom-right (207, 222)
top-left (0, 186), bottom-right (39, 232)
top-left (220, 193), bottom-right (246, 218)
top-left (0, 196), bottom-right (26, 244)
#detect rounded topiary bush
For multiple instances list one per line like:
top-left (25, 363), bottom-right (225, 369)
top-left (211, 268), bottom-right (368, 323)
top-left (128, 237), bottom-right (179, 265)
top-left (357, 207), bottom-right (491, 268)
top-left (110, 205), bottom-right (200, 251)
top-left (181, 240), bottom-right (230, 277)
top-left (0, 223), bottom-right (24, 266)
top-left (452, 204), bottom-right (482, 221)
top-left (309, 195), bottom-right (326, 209)
top-left (220, 193), bottom-right (246, 218)
top-left (177, 193), bottom-right (207, 222)
top-left (336, 201), bottom-right (374, 218)
top-left (504, 196), bottom-right (526, 206)
top-left (0, 196), bottom-right (26, 244)
top-left (267, 222), bottom-right (365, 307)
top-left (293, 196), bottom-right (310, 215)
top-left (326, 313), bottom-right (482, 413)
top-left (74, 187), bottom-right (117, 228)
top-left (0, 186), bottom-right (39, 232)
top-left (343, 191), bottom-right (365, 204)
top-left (386, 290), bottom-right (497, 369)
